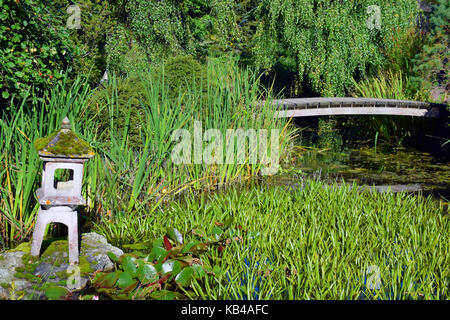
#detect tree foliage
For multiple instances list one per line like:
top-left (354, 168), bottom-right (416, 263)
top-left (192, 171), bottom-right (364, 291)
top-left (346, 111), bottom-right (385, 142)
top-left (412, 0), bottom-right (449, 97)
top-left (250, 0), bottom-right (420, 96)
top-left (0, 0), bottom-right (73, 101)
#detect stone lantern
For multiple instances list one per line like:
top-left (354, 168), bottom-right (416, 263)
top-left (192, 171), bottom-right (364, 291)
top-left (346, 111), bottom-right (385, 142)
top-left (30, 117), bottom-right (94, 264)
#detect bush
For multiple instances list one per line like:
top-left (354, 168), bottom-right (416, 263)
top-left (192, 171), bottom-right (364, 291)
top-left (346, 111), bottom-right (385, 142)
top-left (412, 0), bottom-right (449, 101)
top-left (87, 75), bottom-right (148, 149)
top-left (250, 0), bottom-right (420, 96)
top-left (61, 0), bottom-right (118, 84)
top-left (156, 55), bottom-right (208, 99)
top-left (105, 25), bottom-right (149, 77)
top-left (0, 0), bottom-right (73, 103)
top-left (87, 55), bottom-right (208, 148)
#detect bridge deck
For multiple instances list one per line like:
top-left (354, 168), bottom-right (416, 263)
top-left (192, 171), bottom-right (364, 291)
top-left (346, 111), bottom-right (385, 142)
top-left (261, 97), bottom-right (448, 118)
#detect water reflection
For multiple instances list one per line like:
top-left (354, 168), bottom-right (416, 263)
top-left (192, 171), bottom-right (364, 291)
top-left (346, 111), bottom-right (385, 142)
top-left (275, 144), bottom-right (450, 200)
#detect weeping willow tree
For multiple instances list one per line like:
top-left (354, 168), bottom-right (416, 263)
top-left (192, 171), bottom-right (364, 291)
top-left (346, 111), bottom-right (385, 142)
top-left (250, 0), bottom-right (420, 96)
top-left (113, 0), bottom-right (420, 97)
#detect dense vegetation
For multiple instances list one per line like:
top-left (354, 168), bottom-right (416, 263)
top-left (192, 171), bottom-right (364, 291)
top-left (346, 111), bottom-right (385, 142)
top-left (2, 0), bottom-right (447, 102)
top-left (0, 0), bottom-right (448, 300)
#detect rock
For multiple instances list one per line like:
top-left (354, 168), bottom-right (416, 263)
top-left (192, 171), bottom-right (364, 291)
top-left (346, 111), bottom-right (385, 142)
top-left (0, 232), bottom-right (123, 300)
top-left (80, 232), bottom-right (124, 272)
top-left (0, 251), bottom-right (28, 299)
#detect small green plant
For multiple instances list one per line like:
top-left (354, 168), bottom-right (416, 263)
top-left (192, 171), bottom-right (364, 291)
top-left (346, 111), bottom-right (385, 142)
top-left (91, 222), bottom-right (239, 300)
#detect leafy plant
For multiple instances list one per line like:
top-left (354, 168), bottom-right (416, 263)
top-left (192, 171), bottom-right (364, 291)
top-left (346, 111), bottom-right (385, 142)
top-left (0, 0), bottom-right (74, 104)
top-left (91, 223), bottom-right (238, 300)
top-left (412, 0), bottom-right (449, 102)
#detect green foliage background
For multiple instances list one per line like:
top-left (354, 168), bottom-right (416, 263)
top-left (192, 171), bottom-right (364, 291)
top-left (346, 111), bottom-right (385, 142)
top-left (2, 0), bottom-right (439, 101)
top-left (0, 0), bottom-right (73, 100)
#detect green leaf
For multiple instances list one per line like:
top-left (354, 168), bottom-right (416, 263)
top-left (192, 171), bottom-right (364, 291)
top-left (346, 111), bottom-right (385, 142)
top-left (182, 240), bottom-right (200, 253)
top-left (212, 265), bottom-right (221, 276)
top-left (93, 271), bottom-right (119, 288)
top-left (2, 91), bottom-right (10, 99)
top-left (122, 255), bottom-right (137, 276)
top-left (175, 266), bottom-right (194, 287)
top-left (212, 226), bottom-right (223, 235)
top-left (168, 260), bottom-right (183, 281)
top-left (116, 271), bottom-right (136, 289)
top-left (191, 264), bottom-right (206, 280)
top-left (44, 285), bottom-right (70, 300)
top-left (107, 251), bottom-right (119, 262)
top-left (223, 217), bottom-right (233, 229)
top-left (137, 263), bottom-right (158, 285)
top-left (167, 227), bottom-right (183, 244)
top-left (123, 242), bottom-right (151, 250)
top-left (149, 290), bottom-right (183, 300)
top-left (161, 259), bottom-right (175, 275)
top-left (147, 246), bottom-right (167, 263)
top-left (189, 242), bottom-right (208, 254)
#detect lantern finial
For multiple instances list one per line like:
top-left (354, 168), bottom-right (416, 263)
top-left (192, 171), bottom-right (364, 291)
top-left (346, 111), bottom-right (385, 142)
top-left (61, 117), bottom-right (71, 131)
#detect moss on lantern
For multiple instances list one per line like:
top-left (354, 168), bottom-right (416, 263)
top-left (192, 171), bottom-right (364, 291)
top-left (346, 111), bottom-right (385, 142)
top-left (34, 130), bottom-right (94, 158)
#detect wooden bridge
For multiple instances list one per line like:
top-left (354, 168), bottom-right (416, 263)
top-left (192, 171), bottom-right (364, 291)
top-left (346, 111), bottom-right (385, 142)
top-left (266, 97), bottom-right (448, 119)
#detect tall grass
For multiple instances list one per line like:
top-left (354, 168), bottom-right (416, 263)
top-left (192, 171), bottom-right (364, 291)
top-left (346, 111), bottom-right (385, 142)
top-left (0, 57), bottom-right (295, 250)
top-left (0, 75), bottom-right (92, 249)
top-left (350, 69), bottom-right (435, 144)
top-left (351, 69), bottom-right (429, 102)
top-left (109, 182), bottom-right (447, 300)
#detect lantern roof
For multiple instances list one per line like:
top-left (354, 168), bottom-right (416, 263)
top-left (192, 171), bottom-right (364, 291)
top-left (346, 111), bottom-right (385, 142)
top-left (34, 117), bottom-right (94, 160)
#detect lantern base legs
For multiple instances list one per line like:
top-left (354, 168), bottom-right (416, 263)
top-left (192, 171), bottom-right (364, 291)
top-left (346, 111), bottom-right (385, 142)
top-left (30, 206), bottom-right (79, 265)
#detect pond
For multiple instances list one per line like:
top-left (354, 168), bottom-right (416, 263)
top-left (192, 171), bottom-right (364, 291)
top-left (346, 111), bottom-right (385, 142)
top-left (264, 143), bottom-right (450, 201)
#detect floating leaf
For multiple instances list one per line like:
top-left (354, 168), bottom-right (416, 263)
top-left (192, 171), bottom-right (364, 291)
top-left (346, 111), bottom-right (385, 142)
top-left (45, 285), bottom-right (70, 300)
top-left (169, 260), bottom-right (183, 281)
top-left (161, 260), bottom-right (175, 275)
top-left (150, 290), bottom-right (183, 300)
top-left (173, 228), bottom-right (183, 244)
top-left (93, 272), bottom-right (119, 288)
top-left (122, 255), bottom-right (137, 277)
top-left (107, 251), bottom-right (120, 262)
top-left (163, 235), bottom-right (173, 250)
top-left (147, 246), bottom-right (167, 263)
top-left (182, 240), bottom-right (200, 253)
top-left (137, 263), bottom-right (158, 285)
top-left (120, 280), bottom-right (139, 295)
top-left (175, 267), bottom-right (194, 287)
top-left (116, 271), bottom-right (136, 290)
top-left (122, 242), bottom-right (151, 250)
top-left (189, 242), bottom-right (208, 254)
top-left (191, 264), bottom-right (206, 280)
top-left (167, 227), bottom-right (184, 244)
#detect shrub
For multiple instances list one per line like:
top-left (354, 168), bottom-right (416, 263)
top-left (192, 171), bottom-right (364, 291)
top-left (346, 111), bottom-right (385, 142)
top-left (155, 55), bottom-right (208, 99)
top-left (61, 0), bottom-right (118, 84)
top-left (412, 0), bottom-right (449, 101)
top-left (105, 25), bottom-right (149, 77)
top-left (0, 0), bottom-right (73, 103)
top-left (87, 75), bottom-right (148, 149)
top-left (87, 55), bottom-right (208, 148)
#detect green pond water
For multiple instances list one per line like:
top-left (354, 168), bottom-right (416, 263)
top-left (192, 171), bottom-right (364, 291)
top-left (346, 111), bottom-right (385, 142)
top-left (264, 143), bottom-right (450, 200)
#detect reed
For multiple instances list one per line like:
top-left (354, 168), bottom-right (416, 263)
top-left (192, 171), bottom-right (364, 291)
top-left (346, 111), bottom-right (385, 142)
top-left (0, 57), bottom-right (294, 250)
